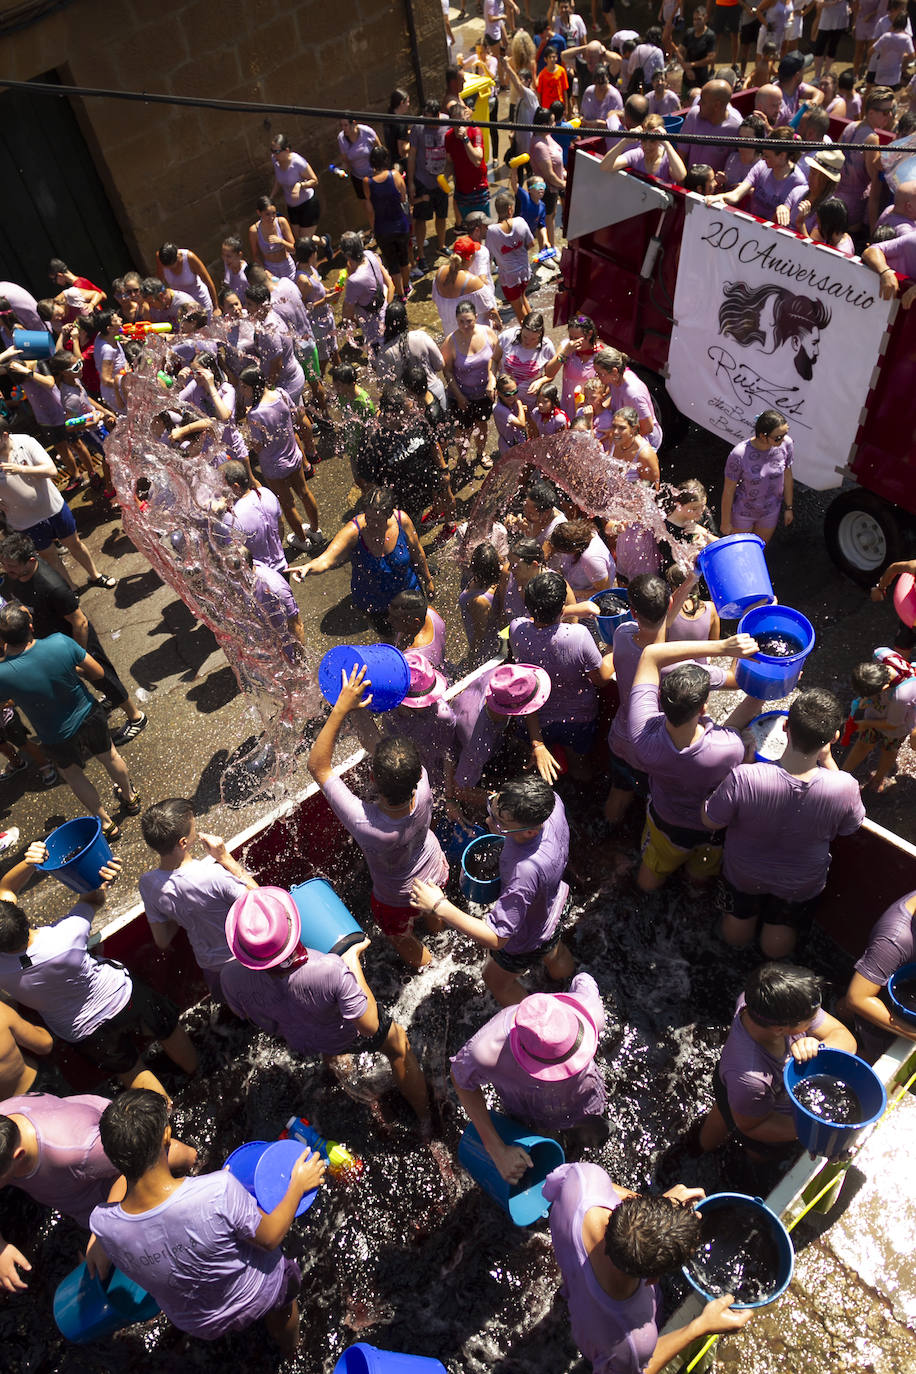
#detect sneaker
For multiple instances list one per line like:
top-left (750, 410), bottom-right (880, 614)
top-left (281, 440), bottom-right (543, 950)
top-left (0, 757), bottom-right (28, 781)
top-left (413, 257), bottom-right (428, 275)
top-left (285, 531), bottom-right (312, 553)
top-left (37, 764), bottom-right (58, 789)
top-left (112, 713), bottom-right (148, 745)
top-left (0, 827), bottom-right (19, 853)
top-left (305, 527), bottom-right (327, 552)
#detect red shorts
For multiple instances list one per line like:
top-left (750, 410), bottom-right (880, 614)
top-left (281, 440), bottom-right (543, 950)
top-left (501, 277), bottom-right (531, 303)
top-left (370, 893), bottom-right (415, 937)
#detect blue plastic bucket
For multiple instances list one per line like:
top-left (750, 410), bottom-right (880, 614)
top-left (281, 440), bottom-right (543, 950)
top-left (593, 588), bottom-right (632, 645)
top-left (254, 1138), bottom-right (324, 1218)
top-left (290, 878), bottom-right (365, 956)
top-left (459, 834), bottom-right (505, 904)
top-left (784, 1047), bottom-right (886, 1158)
top-left (747, 709), bottom-right (789, 763)
top-left (223, 1140), bottom-right (270, 1193)
top-left (53, 1262), bottom-right (160, 1342)
top-left (697, 534), bottom-right (774, 619)
top-left (37, 817), bottom-right (113, 894)
top-left (12, 327), bottom-right (54, 360)
top-left (333, 1343), bottom-right (448, 1374)
top-left (458, 1112), bottom-right (565, 1226)
top-left (888, 961), bottom-right (916, 1030)
top-left (319, 644), bottom-right (410, 713)
top-left (663, 114), bottom-right (684, 134)
top-left (734, 605), bottom-right (815, 701)
top-left (683, 1192), bottom-right (794, 1310)
top-left (433, 817), bottom-right (487, 863)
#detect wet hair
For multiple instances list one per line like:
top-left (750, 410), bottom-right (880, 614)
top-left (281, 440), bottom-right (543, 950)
top-left (549, 519), bottom-right (594, 557)
top-left (524, 569), bottom-right (568, 623)
top-left (455, 299), bottom-right (479, 320)
top-left (140, 798), bottom-right (195, 854)
top-left (816, 197), bottom-right (848, 244)
top-left (340, 232), bottom-right (366, 264)
top-left (388, 588), bottom-right (428, 628)
top-left (140, 277), bottom-right (165, 298)
top-left (47, 353), bottom-right (78, 379)
top-left (495, 191), bottom-right (515, 216)
top-left (628, 572), bottom-right (670, 625)
top-left (605, 1194), bottom-right (702, 1277)
top-left (836, 68), bottom-right (854, 94)
top-left (871, 224), bottom-right (898, 244)
top-left (673, 477), bottom-right (707, 506)
top-left (218, 286), bottom-right (242, 311)
top-left (470, 540), bottom-right (501, 585)
top-left (378, 382), bottom-right (405, 414)
top-left (48, 257), bottom-right (70, 278)
top-left (898, 111), bottom-right (916, 137)
top-left (569, 313), bottom-right (597, 343)
top-left (595, 346), bottom-right (628, 374)
top-left (801, 106), bottom-right (830, 139)
top-left (238, 365), bottom-right (266, 404)
top-left (683, 164), bottom-right (714, 192)
top-left (294, 236), bottom-right (322, 265)
top-left (178, 303), bottom-right (208, 329)
top-left (244, 281), bottom-right (270, 307)
top-left (511, 537), bottom-right (545, 565)
top-left (613, 406), bottom-right (640, 433)
top-left (0, 299), bottom-right (13, 321)
top-left (0, 900), bottom-right (29, 953)
top-left (36, 299), bottom-right (58, 321)
top-left (495, 774), bottom-right (556, 826)
top-left (362, 485), bottom-right (396, 519)
top-left (389, 87), bottom-right (409, 112)
top-left (402, 359), bottom-right (430, 399)
top-left (382, 299), bottom-right (409, 343)
top-left (754, 409), bottom-right (786, 438)
top-left (660, 663), bottom-right (711, 726)
top-left (532, 107), bottom-right (553, 127)
top-left (91, 307), bottom-right (120, 335)
top-left (423, 98), bottom-right (440, 117)
top-left (767, 126), bottom-right (799, 162)
top-left (537, 384), bottom-right (560, 408)
top-left (221, 459), bottom-right (251, 492)
top-left (99, 1089), bottom-right (170, 1185)
top-left (892, 10), bottom-right (908, 27)
top-left (0, 1115), bottom-right (22, 1173)
top-left (549, 99), bottom-right (566, 122)
top-left (739, 113), bottom-right (769, 141)
top-left (157, 242), bottom-right (179, 266)
top-left (744, 962), bottom-right (822, 1027)
top-left (786, 687), bottom-right (843, 753)
top-left (331, 363), bottom-right (357, 387)
top-left (372, 736), bottom-right (422, 805)
top-left (370, 144), bottom-right (392, 171)
top-left (0, 604), bottom-right (33, 647)
top-left (524, 477), bottom-right (559, 512)
top-left (865, 86), bottom-right (896, 113)
top-left (852, 660), bottom-right (894, 696)
top-left (0, 532), bottom-right (37, 565)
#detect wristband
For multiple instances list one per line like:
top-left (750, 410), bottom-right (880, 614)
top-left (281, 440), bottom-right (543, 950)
top-left (785, 506), bottom-right (793, 511)
top-left (431, 896), bottom-right (446, 916)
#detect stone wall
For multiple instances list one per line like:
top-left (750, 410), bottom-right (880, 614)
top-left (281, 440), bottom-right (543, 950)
top-left (1, 0), bottom-right (447, 277)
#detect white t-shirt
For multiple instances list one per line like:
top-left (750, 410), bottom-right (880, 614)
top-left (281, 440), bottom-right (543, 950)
top-left (0, 434), bottom-right (65, 529)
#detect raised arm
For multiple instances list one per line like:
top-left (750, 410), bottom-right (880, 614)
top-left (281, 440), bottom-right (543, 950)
top-left (307, 666), bottom-right (371, 785)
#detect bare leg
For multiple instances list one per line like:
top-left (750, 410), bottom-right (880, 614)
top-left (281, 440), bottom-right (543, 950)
top-left (389, 928), bottom-right (432, 970)
top-left (414, 218), bottom-right (427, 261)
top-left (543, 940), bottom-right (575, 981)
top-left (868, 744), bottom-right (900, 792)
top-left (118, 1064), bottom-right (172, 1097)
top-left (720, 912), bottom-right (758, 948)
top-left (290, 467), bottom-right (320, 531)
top-left (603, 785), bottom-right (633, 824)
top-left (842, 735), bottom-right (872, 776)
top-left (751, 522), bottom-right (777, 546)
top-left (62, 533), bottom-right (103, 581)
top-left (265, 1295), bottom-right (300, 1355)
top-left (159, 1024), bottom-right (199, 1074)
top-left (37, 542), bottom-right (76, 590)
top-left (381, 1020), bottom-right (430, 1122)
top-left (95, 743), bottom-right (134, 801)
top-left (266, 477), bottom-right (307, 543)
top-left (434, 216), bottom-right (448, 255)
top-left (698, 1104), bottom-right (731, 1151)
top-left (483, 955), bottom-right (526, 1006)
top-left (636, 860), bottom-right (668, 892)
top-left (760, 921), bottom-right (797, 960)
top-left (57, 761), bottom-right (115, 827)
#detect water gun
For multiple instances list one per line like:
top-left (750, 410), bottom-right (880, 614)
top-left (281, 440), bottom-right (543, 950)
top-left (157, 370), bottom-right (175, 388)
top-left (329, 163), bottom-right (349, 178)
top-left (839, 698), bottom-right (861, 748)
top-left (437, 173), bottom-right (454, 194)
top-left (117, 322), bottom-right (172, 339)
top-left (64, 413), bottom-right (92, 429)
top-left (536, 246), bottom-right (559, 262)
top-left (508, 152), bottom-right (529, 169)
top-left (331, 268), bottom-right (348, 295)
top-left (566, 118), bottom-right (582, 129)
top-left (573, 386), bottom-right (585, 409)
top-left (280, 1115), bottom-right (364, 1180)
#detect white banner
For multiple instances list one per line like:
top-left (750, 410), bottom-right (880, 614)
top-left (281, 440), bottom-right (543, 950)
top-left (667, 200), bottom-right (895, 491)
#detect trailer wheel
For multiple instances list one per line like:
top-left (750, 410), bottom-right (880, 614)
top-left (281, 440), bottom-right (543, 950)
top-left (824, 490), bottom-right (912, 585)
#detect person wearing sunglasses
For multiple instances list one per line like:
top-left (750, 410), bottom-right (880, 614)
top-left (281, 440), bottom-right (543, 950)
top-left (411, 773), bottom-right (575, 1006)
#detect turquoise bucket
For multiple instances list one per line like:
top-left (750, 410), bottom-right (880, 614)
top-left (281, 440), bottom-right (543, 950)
top-left (290, 878), bottom-right (365, 956)
top-left (458, 1112), bottom-right (565, 1226)
top-left (53, 1262), bottom-right (160, 1342)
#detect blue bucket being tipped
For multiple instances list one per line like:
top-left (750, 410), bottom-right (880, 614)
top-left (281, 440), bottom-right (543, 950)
top-left (735, 605), bottom-right (815, 701)
top-left (434, 817), bottom-right (487, 863)
top-left (888, 961), bottom-right (916, 1030)
top-left (290, 878), bottom-right (365, 956)
top-left (224, 1140), bottom-right (271, 1193)
top-left (53, 1262), bottom-right (160, 1342)
top-left (37, 817), bottom-right (113, 894)
top-left (683, 1192), bottom-right (794, 1310)
top-left (593, 588), bottom-right (632, 645)
top-left (746, 709), bottom-right (789, 763)
top-left (697, 534), bottom-right (774, 619)
top-left (254, 1138), bottom-right (325, 1218)
top-left (12, 327), bottom-right (54, 360)
top-left (459, 834), bottom-right (505, 904)
top-left (784, 1047), bottom-right (886, 1158)
top-left (458, 1112), bottom-right (565, 1227)
top-left (333, 1343), bottom-right (448, 1374)
top-left (319, 644), bottom-right (410, 713)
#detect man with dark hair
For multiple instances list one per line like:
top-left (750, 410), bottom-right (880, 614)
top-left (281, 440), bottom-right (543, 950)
top-left (219, 460), bottom-right (287, 573)
top-left (308, 666), bottom-right (448, 971)
top-left (520, 478), bottom-right (566, 543)
top-left (0, 604), bottom-right (138, 834)
top-left (704, 687), bottom-right (865, 958)
top-left (139, 276), bottom-right (197, 326)
top-left (0, 531), bottom-right (147, 744)
top-left (139, 798), bottom-right (258, 993)
top-left (89, 1089), bottom-right (325, 1353)
top-left (412, 773), bottom-right (575, 1004)
top-left (545, 1163), bottom-right (753, 1372)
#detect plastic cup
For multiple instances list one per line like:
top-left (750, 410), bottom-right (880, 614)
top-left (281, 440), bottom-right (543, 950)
top-left (318, 644), bottom-right (410, 713)
top-left (458, 1112), bottom-right (565, 1227)
top-left (783, 1047), bottom-right (886, 1158)
top-left (254, 1138), bottom-right (323, 1218)
top-left (53, 1261), bottom-right (160, 1342)
top-left (682, 1192), bottom-right (794, 1310)
top-left (459, 834), bottom-right (505, 904)
top-left (697, 534), bottom-right (774, 619)
top-left (223, 1140), bottom-right (270, 1194)
top-left (888, 961), bottom-right (916, 1029)
top-left (333, 1344), bottom-right (448, 1374)
top-left (893, 571), bottom-right (916, 628)
top-left (37, 817), bottom-right (113, 895)
top-left (734, 605), bottom-right (815, 701)
top-left (290, 878), bottom-right (365, 956)
top-left (12, 327), bottom-right (54, 360)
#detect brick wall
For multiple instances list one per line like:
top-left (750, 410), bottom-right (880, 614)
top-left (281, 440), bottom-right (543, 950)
top-left (1, 0), bottom-right (447, 277)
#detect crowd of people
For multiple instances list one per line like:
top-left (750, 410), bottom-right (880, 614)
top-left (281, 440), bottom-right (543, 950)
top-left (0, 1), bottom-right (915, 1369)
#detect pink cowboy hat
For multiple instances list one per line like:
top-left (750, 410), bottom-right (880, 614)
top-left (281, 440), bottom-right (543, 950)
top-left (401, 649), bottom-right (448, 709)
top-left (225, 886), bottom-right (301, 970)
top-left (485, 662), bottom-right (552, 717)
top-left (508, 991), bottom-right (600, 1082)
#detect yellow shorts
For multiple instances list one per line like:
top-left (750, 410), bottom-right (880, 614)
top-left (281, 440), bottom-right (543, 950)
top-left (640, 810), bottom-right (723, 880)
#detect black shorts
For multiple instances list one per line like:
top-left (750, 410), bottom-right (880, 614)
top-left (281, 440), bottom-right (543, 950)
top-left (413, 184), bottom-right (450, 221)
top-left (491, 934), bottom-right (561, 974)
top-left (349, 172), bottom-right (367, 200)
top-left (602, 0), bottom-right (615, 9)
top-left (44, 703), bottom-right (112, 770)
top-left (454, 394), bottom-right (494, 427)
top-left (356, 1007), bottom-right (394, 1052)
top-left (740, 16), bottom-right (761, 41)
top-left (75, 976), bottom-right (180, 1074)
top-left (608, 746), bottom-right (649, 796)
top-left (543, 186), bottom-right (559, 216)
top-left (0, 709), bottom-right (28, 749)
top-left (814, 27), bottom-right (843, 56)
top-left (40, 423), bottom-right (71, 444)
top-left (287, 197), bottom-right (321, 229)
top-left (713, 1065), bottom-right (797, 1159)
top-left (376, 233), bottom-right (411, 273)
top-left (714, 3), bottom-right (742, 32)
top-left (719, 877), bottom-right (818, 931)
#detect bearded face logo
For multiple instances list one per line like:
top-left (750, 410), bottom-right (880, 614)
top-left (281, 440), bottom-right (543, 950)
top-left (718, 282), bottom-right (832, 381)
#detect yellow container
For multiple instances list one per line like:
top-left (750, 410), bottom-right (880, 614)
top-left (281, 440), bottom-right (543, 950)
top-left (509, 152), bottom-right (529, 169)
top-left (460, 71), bottom-right (495, 163)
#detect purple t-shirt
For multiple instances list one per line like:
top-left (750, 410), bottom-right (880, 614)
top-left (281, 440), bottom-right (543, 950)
top-left (725, 437), bottom-right (794, 521)
top-left (224, 487), bottom-right (287, 572)
top-left (608, 622), bottom-right (645, 763)
top-left (871, 30), bottom-right (914, 85)
top-left (742, 162), bottom-right (809, 222)
top-left (876, 207), bottom-right (916, 237)
top-left (338, 124), bottom-right (378, 178)
top-left (253, 560), bottom-right (300, 633)
top-left (880, 230), bottom-right (916, 281)
top-left (139, 858), bottom-right (247, 972)
top-left (270, 275), bottom-right (313, 342)
top-left (680, 106), bottom-right (743, 175)
top-left (704, 763), bottom-right (866, 901)
top-left (487, 792), bottom-right (570, 952)
top-left (617, 146), bottom-right (672, 182)
top-left (220, 949), bottom-right (368, 1054)
top-left (382, 699), bottom-right (457, 792)
top-left (450, 973), bottom-right (606, 1128)
top-left (344, 252), bottom-right (388, 349)
top-left (321, 769), bottom-right (447, 906)
top-left (581, 84), bottom-right (624, 119)
top-left (544, 1162), bottom-right (659, 1374)
top-left (252, 309), bottom-right (305, 401)
top-left (628, 682), bottom-right (745, 832)
top-left (247, 388), bottom-right (301, 479)
top-left (855, 890), bottom-right (916, 986)
top-left (485, 219), bottom-right (535, 289)
top-left (718, 993), bottom-right (826, 1118)
top-left (453, 668), bottom-right (509, 791)
top-left (549, 533), bottom-right (615, 591)
top-left (861, 677), bottom-right (916, 735)
top-left (605, 369), bottom-right (662, 452)
top-left (90, 1171), bottom-right (286, 1340)
top-left (0, 1093), bottom-right (114, 1226)
top-left (509, 619), bottom-right (602, 725)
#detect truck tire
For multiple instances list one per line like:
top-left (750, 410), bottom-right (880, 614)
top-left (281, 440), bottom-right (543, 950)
top-left (824, 489), bottom-right (913, 585)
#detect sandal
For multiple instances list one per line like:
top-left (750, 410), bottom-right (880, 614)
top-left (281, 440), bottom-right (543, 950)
top-left (114, 786), bottom-right (141, 815)
top-left (88, 574), bottom-right (117, 589)
top-left (37, 764), bottom-right (59, 789)
top-left (101, 820), bottom-right (121, 842)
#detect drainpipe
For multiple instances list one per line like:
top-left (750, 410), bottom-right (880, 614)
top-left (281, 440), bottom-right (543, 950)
top-left (403, 0), bottom-right (425, 106)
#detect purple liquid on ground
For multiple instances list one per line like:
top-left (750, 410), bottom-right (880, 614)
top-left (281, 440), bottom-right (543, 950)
top-left (688, 1205), bottom-right (782, 1305)
top-left (794, 1075), bottom-right (864, 1125)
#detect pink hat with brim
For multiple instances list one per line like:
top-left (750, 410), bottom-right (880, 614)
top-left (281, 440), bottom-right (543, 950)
top-left (508, 991), bottom-right (600, 1081)
top-left (485, 662), bottom-right (552, 717)
top-left (225, 886), bottom-right (302, 970)
top-left (401, 649), bottom-right (448, 709)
